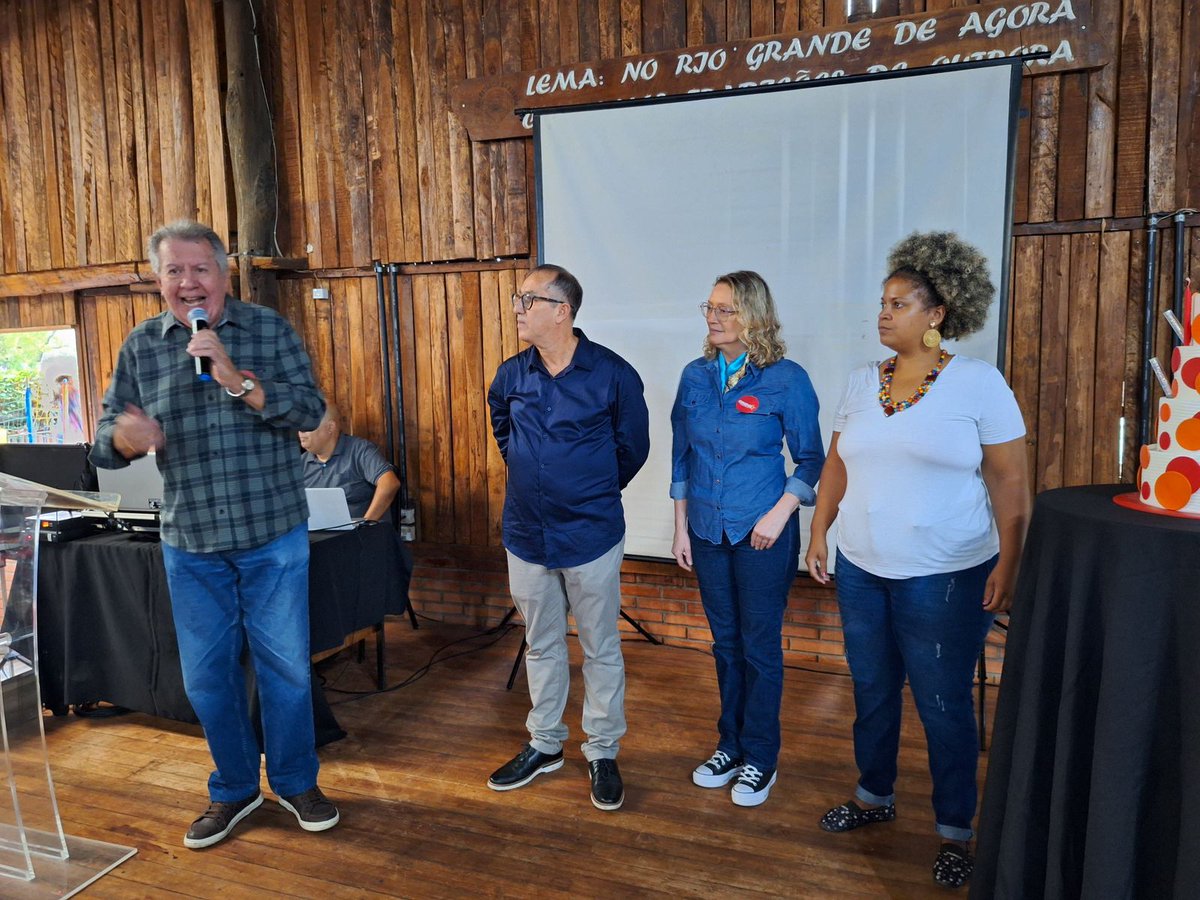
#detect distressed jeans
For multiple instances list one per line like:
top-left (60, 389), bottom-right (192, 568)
top-left (834, 550), bottom-right (996, 841)
top-left (161, 523), bottom-right (319, 802)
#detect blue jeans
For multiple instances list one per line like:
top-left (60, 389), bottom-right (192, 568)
top-left (689, 516), bottom-right (798, 770)
top-left (834, 551), bottom-right (995, 841)
top-left (161, 523), bottom-right (319, 802)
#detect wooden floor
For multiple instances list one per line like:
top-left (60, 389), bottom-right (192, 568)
top-left (41, 618), bottom-right (993, 898)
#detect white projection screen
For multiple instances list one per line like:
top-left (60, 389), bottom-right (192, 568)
top-left (535, 62), bottom-right (1021, 562)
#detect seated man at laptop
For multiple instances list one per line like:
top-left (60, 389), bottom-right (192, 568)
top-left (298, 403), bottom-right (400, 522)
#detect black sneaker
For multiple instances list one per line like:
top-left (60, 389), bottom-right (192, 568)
top-left (731, 764), bottom-right (777, 807)
top-left (692, 749), bottom-right (744, 788)
top-left (183, 792), bottom-right (263, 849)
top-left (487, 743), bottom-right (564, 791)
top-left (278, 786), bottom-right (340, 832)
top-left (588, 758), bottom-right (624, 811)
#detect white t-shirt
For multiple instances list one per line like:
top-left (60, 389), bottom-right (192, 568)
top-left (833, 355), bottom-right (1026, 579)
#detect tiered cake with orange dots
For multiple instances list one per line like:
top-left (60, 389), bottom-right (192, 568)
top-left (1138, 339), bottom-right (1200, 513)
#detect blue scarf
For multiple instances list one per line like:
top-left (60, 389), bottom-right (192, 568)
top-left (719, 352), bottom-right (748, 393)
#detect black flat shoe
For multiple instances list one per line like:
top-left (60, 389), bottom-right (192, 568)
top-left (933, 842), bottom-right (973, 889)
top-left (818, 799), bottom-right (896, 833)
top-left (588, 758), bottom-right (624, 811)
top-left (487, 743), bottom-right (564, 791)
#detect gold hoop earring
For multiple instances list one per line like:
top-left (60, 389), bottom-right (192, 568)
top-left (922, 327), bottom-right (942, 349)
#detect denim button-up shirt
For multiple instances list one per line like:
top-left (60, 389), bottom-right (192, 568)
top-left (670, 356), bottom-right (824, 545)
top-left (488, 330), bottom-right (650, 569)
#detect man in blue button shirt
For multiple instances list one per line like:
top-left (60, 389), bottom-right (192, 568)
top-left (485, 264), bottom-right (650, 811)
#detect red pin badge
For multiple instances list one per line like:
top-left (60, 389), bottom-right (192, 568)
top-left (736, 395), bottom-right (759, 413)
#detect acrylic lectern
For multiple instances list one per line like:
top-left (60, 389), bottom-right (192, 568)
top-left (0, 472), bottom-right (135, 897)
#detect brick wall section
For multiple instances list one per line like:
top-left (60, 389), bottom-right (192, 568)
top-left (409, 544), bottom-right (1008, 683)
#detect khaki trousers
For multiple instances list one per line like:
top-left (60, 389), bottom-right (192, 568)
top-left (506, 539), bottom-right (626, 761)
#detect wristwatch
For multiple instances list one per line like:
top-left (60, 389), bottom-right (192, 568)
top-left (225, 376), bottom-right (256, 398)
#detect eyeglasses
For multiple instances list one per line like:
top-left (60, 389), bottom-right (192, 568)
top-left (511, 292), bottom-right (567, 311)
top-left (699, 302), bottom-right (739, 320)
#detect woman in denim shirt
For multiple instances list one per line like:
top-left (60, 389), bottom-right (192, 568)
top-left (670, 270), bottom-right (824, 807)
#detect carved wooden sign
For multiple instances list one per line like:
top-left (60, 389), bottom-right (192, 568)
top-left (452, 0), bottom-right (1104, 141)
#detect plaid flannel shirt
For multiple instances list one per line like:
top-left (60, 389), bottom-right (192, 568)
top-left (91, 297), bottom-right (324, 552)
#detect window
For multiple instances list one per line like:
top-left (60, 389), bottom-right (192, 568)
top-left (0, 329), bottom-right (83, 444)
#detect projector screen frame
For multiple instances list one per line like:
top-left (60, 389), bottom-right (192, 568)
top-left (528, 58), bottom-right (1024, 565)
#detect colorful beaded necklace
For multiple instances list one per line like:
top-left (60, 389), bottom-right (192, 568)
top-left (878, 349), bottom-right (949, 416)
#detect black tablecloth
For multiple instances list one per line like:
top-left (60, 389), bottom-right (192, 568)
top-left (972, 485), bottom-right (1200, 900)
top-left (35, 523), bottom-right (409, 725)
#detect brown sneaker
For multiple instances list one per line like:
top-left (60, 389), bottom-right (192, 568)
top-left (183, 792), bottom-right (263, 849)
top-left (278, 785), bottom-right (340, 832)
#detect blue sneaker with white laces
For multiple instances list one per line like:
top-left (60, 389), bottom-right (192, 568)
top-left (692, 750), bottom-right (744, 788)
top-left (731, 764), bottom-right (777, 807)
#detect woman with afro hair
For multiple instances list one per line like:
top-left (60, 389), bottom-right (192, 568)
top-left (804, 232), bottom-right (1030, 889)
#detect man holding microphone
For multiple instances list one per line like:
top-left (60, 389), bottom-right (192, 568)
top-left (91, 220), bottom-right (338, 849)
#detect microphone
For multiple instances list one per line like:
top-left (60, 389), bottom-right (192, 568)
top-left (186, 307), bottom-right (213, 381)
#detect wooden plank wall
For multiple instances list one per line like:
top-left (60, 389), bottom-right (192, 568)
top-left (0, 0), bottom-right (228, 274)
top-left (0, 0), bottom-right (1197, 556)
top-left (276, 265), bottom-right (523, 547)
top-left (0, 294), bottom-right (75, 330)
top-left (75, 292), bottom-right (165, 432)
top-left (267, 0), bottom-right (1200, 519)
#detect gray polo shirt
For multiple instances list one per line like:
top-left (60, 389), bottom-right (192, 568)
top-left (301, 434), bottom-right (394, 518)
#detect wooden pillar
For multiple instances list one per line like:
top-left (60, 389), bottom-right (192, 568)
top-left (223, 0), bottom-right (279, 307)
top-left (847, 1), bottom-right (900, 22)
top-left (246, 266), bottom-right (279, 308)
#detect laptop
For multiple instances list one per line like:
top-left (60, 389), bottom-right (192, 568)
top-left (305, 487), bottom-right (358, 531)
top-left (96, 453), bottom-right (165, 513)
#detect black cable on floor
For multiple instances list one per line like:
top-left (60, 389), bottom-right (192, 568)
top-left (325, 620), bottom-right (521, 704)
